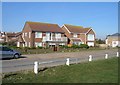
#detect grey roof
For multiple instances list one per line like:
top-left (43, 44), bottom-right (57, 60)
top-left (111, 33), bottom-right (120, 36)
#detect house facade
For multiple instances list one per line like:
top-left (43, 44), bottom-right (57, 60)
top-left (106, 33), bottom-right (120, 47)
top-left (17, 21), bottom-right (67, 47)
top-left (61, 24), bottom-right (95, 46)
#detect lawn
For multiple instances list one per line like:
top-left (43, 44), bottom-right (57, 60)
top-left (2, 57), bottom-right (118, 83)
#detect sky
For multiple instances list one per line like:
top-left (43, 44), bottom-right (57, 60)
top-left (2, 2), bottom-right (118, 39)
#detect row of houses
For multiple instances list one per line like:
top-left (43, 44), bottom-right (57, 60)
top-left (0, 21), bottom-right (119, 48)
top-left (18, 21), bottom-right (95, 48)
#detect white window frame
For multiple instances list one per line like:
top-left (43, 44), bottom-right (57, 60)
top-left (25, 42), bottom-right (27, 47)
top-left (22, 33), bottom-right (24, 37)
top-left (55, 33), bottom-right (61, 38)
top-left (35, 32), bottom-right (42, 38)
top-left (73, 34), bottom-right (77, 38)
top-left (35, 42), bottom-right (42, 47)
top-left (87, 42), bottom-right (94, 46)
top-left (87, 34), bottom-right (94, 41)
top-left (25, 33), bottom-right (27, 37)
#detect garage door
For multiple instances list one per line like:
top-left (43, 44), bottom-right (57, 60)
top-left (87, 42), bottom-right (94, 46)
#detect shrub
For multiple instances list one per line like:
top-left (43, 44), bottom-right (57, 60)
top-left (72, 45), bottom-right (80, 48)
top-left (37, 46), bottom-right (43, 49)
top-left (80, 44), bottom-right (89, 49)
top-left (60, 45), bottom-right (70, 48)
top-left (30, 47), bottom-right (36, 49)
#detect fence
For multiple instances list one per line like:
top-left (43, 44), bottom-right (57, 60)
top-left (33, 52), bottom-right (119, 74)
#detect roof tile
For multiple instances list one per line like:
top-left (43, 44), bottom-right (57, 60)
top-left (64, 24), bottom-right (90, 33)
top-left (27, 21), bottom-right (64, 33)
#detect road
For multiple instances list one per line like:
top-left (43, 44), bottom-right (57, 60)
top-left (1, 49), bottom-right (118, 73)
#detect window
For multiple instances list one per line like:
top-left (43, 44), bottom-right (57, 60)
top-left (55, 33), bottom-right (61, 38)
top-left (87, 42), bottom-right (94, 46)
top-left (35, 42), bottom-right (42, 47)
top-left (3, 47), bottom-right (12, 51)
top-left (73, 34), bottom-right (77, 38)
top-left (25, 42), bottom-right (27, 47)
top-left (25, 33), bottom-right (27, 37)
top-left (87, 34), bottom-right (94, 41)
top-left (35, 32), bottom-right (42, 38)
top-left (22, 33), bottom-right (24, 37)
top-left (29, 42), bottom-right (30, 47)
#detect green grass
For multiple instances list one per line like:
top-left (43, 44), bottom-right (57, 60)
top-left (2, 57), bottom-right (118, 83)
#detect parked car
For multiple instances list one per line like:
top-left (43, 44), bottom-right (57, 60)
top-left (0, 46), bottom-right (21, 59)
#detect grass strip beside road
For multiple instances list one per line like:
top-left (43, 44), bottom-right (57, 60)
top-left (2, 57), bottom-right (118, 83)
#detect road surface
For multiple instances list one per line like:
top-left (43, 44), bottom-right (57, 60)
top-left (1, 49), bottom-right (118, 73)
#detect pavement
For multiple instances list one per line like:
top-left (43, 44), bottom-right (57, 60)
top-left (1, 48), bottom-right (118, 73)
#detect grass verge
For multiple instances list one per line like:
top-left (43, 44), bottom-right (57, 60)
top-left (2, 57), bottom-right (118, 83)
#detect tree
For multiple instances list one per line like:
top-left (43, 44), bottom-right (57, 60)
top-left (95, 39), bottom-right (105, 44)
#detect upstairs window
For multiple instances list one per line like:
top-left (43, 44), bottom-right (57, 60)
top-left (87, 34), bottom-right (94, 41)
top-left (55, 33), bottom-right (61, 38)
top-left (35, 32), bottom-right (42, 38)
top-left (25, 33), bottom-right (27, 37)
top-left (73, 34), bottom-right (77, 38)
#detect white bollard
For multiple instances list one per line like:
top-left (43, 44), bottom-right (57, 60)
top-left (89, 55), bottom-right (92, 62)
top-left (66, 58), bottom-right (70, 66)
top-left (117, 52), bottom-right (119, 57)
top-left (34, 61), bottom-right (38, 74)
top-left (105, 54), bottom-right (108, 59)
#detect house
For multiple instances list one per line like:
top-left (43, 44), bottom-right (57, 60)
top-left (61, 24), bottom-right (95, 46)
top-left (0, 31), bottom-right (22, 44)
top-left (106, 33), bottom-right (120, 47)
top-left (17, 21), bottom-right (67, 47)
top-left (0, 32), bottom-right (5, 43)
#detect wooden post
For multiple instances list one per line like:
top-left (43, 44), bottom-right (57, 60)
top-left (66, 58), bottom-right (70, 66)
top-left (89, 55), bottom-right (92, 62)
top-left (34, 61), bottom-right (38, 74)
top-left (105, 54), bottom-right (108, 59)
top-left (117, 52), bottom-right (119, 57)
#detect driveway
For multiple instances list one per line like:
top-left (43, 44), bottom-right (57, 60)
top-left (1, 49), bottom-right (118, 73)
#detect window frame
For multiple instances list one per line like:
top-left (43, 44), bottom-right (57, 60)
top-left (35, 32), bottom-right (42, 38)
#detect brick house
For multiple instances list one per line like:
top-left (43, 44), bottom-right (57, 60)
top-left (105, 33), bottom-right (120, 47)
top-left (61, 24), bottom-right (95, 46)
top-left (17, 21), bottom-right (67, 47)
top-left (0, 31), bottom-right (22, 44)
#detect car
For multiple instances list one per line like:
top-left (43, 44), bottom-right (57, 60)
top-left (0, 46), bottom-right (21, 59)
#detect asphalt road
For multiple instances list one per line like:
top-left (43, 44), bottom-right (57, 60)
top-left (1, 49), bottom-right (118, 73)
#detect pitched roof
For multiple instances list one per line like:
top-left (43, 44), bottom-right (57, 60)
top-left (107, 33), bottom-right (120, 38)
top-left (6, 32), bottom-right (22, 37)
top-left (111, 33), bottom-right (120, 36)
top-left (26, 21), bottom-right (64, 33)
top-left (64, 24), bottom-right (91, 33)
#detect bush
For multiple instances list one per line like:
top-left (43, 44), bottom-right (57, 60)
top-left (60, 45), bottom-right (70, 48)
top-left (30, 47), bottom-right (36, 49)
top-left (72, 45), bottom-right (80, 48)
top-left (37, 46), bottom-right (43, 49)
top-left (80, 44), bottom-right (89, 49)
